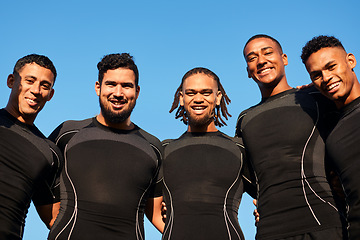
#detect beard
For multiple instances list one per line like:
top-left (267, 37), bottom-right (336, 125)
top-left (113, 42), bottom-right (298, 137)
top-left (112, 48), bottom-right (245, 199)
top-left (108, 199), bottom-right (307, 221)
top-left (99, 98), bottom-right (136, 124)
top-left (186, 109), bottom-right (214, 128)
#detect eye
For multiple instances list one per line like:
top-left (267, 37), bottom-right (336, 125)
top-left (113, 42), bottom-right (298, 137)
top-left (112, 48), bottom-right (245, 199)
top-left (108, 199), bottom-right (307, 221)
top-left (41, 82), bottom-right (51, 90)
top-left (185, 91), bottom-right (196, 96)
top-left (328, 64), bottom-right (336, 70)
top-left (202, 90), bottom-right (212, 96)
top-left (247, 56), bottom-right (257, 62)
top-left (311, 73), bottom-right (322, 81)
top-left (122, 83), bottom-right (134, 88)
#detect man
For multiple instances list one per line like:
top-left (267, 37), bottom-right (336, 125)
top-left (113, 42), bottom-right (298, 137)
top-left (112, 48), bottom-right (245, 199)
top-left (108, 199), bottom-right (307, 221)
top-left (301, 35), bottom-right (360, 240)
top-left (236, 34), bottom-right (344, 239)
top-left (161, 67), bottom-right (256, 240)
top-left (47, 53), bottom-right (164, 240)
top-left (0, 54), bottom-right (62, 239)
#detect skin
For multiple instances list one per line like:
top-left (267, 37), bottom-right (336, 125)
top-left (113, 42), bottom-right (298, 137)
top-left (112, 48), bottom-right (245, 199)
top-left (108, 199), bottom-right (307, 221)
top-left (95, 68), bottom-right (140, 130)
top-left (95, 67), bottom-right (164, 232)
top-left (4, 62), bottom-right (58, 228)
top-left (244, 38), bottom-right (291, 98)
top-left (179, 73), bottom-right (222, 132)
top-left (305, 47), bottom-right (360, 108)
top-left (5, 63), bottom-right (55, 125)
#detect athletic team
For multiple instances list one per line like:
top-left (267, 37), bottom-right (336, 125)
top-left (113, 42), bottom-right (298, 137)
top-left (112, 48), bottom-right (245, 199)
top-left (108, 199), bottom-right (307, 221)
top-left (1, 35), bottom-right (359, 240)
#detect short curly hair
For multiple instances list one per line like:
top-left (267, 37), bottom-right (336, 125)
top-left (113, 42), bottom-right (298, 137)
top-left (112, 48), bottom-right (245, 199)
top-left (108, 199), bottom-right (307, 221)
top-left (14, 54), bottom-right (57, 83)
top-left (97, 53), bottom-right (139, 86)
top-left (301, 35), bottom-right (345, 64)
top-left (169, 67), bottom-right (231, 127)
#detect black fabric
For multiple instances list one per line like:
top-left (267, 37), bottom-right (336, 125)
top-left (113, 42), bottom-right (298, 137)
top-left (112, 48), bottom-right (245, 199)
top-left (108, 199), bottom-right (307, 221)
top-left (0, 109), bottom-right (62, 240)
top-left (48, 118), bottom-right (162, 240)
top-left (161, 131), bottom-right (255, 240)
top-left (326, 96), bottom-right (360, 240)
top-left (236, 88), bottom-right (343, 240)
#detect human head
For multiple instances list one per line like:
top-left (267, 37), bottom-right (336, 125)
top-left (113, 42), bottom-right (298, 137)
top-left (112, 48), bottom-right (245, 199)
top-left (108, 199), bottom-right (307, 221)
top-left (301, 35), bottom-right (359, 108)
top-left (170, 67), bottom-right (231, 128)
top-left (243, 34), bottom-right (289, 97)
top-left (6, 54), bottom-right (56, 125)
top-left (96, 53), bottom-right (140, 129)
top-left (13, 54), bottom-right (57, 83)
top-left (97, 53), bottom-right (139, 86)
top-left (243, 34), bottom-right (283, 56)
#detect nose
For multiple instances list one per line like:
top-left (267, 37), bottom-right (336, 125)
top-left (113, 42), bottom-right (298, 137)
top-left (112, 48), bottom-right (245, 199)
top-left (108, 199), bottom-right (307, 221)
top-left (30, 82), bottom-right (41, 95)
top-left (257, 54), bottom-right (267, 68)
top-left (113, 85), bottom-right (124, 97)
top-left (193, 93), bottom-right (204, 103)
top-left (322, 70), bottom-right (333, 83)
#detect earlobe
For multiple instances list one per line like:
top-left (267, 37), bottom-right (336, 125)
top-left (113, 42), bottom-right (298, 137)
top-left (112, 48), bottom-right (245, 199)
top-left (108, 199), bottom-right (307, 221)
top-left (47, 89), bottom-right (55, 101)
top-left (136, 85), bottom-right (140, 99)
top-left (216, 91), bottom-right (222, 105)
top-left (95, 81), bottom-right (101, 96)
top-left (282, 54), bottom-right (288, 66)
top-left (7, 74), bottom-right (15, 88)
top-left (347, 53), bottom-right (357, 69)
top-left (247, 67), bottom-right (251, 78)
top-left (179, 91), bottom-right (184, 106)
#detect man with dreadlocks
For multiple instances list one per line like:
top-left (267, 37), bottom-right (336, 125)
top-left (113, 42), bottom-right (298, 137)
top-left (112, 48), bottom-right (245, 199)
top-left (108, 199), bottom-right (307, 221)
top-left (160, 67), bottom-right (256, 240)
top-left (236, 34), bottom-right (345, 240)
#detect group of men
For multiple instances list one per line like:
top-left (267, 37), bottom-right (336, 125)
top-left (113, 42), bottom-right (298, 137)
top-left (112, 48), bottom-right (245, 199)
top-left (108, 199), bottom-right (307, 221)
top-left (0, 34), bottom-right (359, 240)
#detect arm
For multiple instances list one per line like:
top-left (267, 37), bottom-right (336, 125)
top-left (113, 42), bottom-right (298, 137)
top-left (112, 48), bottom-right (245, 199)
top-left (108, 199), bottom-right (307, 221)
top-left (145, 196), bottom-right (165, 233)
top-left (35, 202), bottom-right (60, 229)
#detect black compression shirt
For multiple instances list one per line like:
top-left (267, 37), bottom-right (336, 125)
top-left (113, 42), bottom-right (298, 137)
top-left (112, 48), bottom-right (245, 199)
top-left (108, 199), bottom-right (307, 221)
top-left (236, 88), bottom-right (343, 240)
top-left (0, 109), bottom-right (62, 240)
top-left (47, 118), bottom-right (162, 240)
top-left (161, 131), bottom-right (255, 240)
top-left (326, 97), bottom-right (360, 240)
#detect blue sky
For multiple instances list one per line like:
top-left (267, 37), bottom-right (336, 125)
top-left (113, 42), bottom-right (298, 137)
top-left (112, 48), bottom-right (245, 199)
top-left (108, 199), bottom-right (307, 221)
top-left (1, 0), bottom-right (359, 239)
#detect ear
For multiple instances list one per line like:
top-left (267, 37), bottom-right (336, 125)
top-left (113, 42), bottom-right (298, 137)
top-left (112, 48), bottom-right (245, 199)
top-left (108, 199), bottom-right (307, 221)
top-left (95, 81), bottom-right (101, 96)
top-left (247, 67), bottom-right (251, 78)
top-left (7, 74), bottom-right (15, 88)
top-left (282, 53), bottom-right (288, 66)
top-left (216, 91), bottom-right (222, 106)
top-left (47, 89), bottom-right (55, 102)
top-left (179, 91), bottom-right (184, 106)
top-left (347, 53), bottom-right (357, 70)
top-left (135, 85), bottom-right (140, 100)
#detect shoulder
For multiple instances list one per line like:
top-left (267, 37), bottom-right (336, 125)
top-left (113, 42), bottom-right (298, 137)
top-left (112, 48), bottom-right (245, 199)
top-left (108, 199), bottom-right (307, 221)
top-left (48, 118), bottom-right (93, 142)
top-left (136, 127), bottom-right (163, 154)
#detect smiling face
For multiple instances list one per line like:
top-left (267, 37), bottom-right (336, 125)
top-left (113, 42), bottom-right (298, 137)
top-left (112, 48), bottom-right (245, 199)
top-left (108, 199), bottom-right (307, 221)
top-left (6, 63), bottom-right (55, 125)
top-left (244, 37), bottom-right (289, 96)
top-left (180, 73), bottom-right (222, 132)
top-left (95, 68), bottom-right (139, 128)
top-left (305, 47), bottom-right (360, 108)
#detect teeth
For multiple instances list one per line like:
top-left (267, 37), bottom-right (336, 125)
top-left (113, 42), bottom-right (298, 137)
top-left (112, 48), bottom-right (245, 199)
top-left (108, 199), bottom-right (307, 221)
top-left (259, 68), bottom-right (271, 74)
top-left (327, 82), bottom-right (340, 91)
top-left (27, 99), bottom-right (36, 104)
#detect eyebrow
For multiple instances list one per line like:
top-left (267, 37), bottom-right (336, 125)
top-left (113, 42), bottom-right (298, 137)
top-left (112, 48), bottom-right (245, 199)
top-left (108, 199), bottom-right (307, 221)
top-left (325, 60), bottom-right (336, 68)
top-left (245, 46), bottom-right (273, 59)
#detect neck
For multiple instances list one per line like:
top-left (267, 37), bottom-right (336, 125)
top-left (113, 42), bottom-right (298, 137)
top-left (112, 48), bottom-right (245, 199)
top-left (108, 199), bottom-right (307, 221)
top-left (260, 79), bottom-right (292, 98)
top-left (187, 121), bottom-right (218, 133)
top-left (336, 76), bottom-right (360, 109)
top-left (4, 105), bottom-right (35, 125)
top-left (96, 114), bottom-right (134, 130)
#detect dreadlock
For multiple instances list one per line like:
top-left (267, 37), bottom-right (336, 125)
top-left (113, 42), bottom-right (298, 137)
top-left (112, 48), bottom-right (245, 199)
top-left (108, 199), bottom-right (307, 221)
top-left (169, 67), bottom-right (231, 127)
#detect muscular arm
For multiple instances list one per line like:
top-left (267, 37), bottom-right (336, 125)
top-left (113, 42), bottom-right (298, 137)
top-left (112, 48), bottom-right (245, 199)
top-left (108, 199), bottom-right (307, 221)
top-left (145, 196), bottom-right (165, 233)
top-left (35, 202), bottom-right (60, 229)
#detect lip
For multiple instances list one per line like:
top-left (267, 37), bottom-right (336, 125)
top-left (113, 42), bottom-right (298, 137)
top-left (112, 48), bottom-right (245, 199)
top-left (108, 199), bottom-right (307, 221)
top-left (257, 67), bottom-right (273, 76)
top-left (325, 80), bottom-right (341, 94)
top-left (25, 97), bottom-right (38, 107)
top-left (109, 99), bottom-right (127, 109)
top-left (190, 105), bottom-right (207, 115)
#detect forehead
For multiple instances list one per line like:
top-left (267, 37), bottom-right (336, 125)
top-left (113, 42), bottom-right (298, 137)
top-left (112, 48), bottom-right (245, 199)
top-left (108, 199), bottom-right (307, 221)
top-left (182, 73), bottom-right (218, 90)
top-left (103, 68), bottom-right (136, 82)
top-left (18, 63), bottom-right (55, 82)
top-left (244, 37), bottom-right (281, 55)
top-left (305, 47), bottom-right (346, 70)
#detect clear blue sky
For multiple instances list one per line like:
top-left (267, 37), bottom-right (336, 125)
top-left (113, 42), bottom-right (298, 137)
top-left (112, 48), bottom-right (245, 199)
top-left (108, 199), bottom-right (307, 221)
top-left (1, 0), bottom-right (359, 239)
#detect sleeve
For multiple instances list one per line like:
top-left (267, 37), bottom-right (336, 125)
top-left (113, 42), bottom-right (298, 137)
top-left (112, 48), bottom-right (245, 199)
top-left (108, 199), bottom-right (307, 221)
top-left (234, 136), bottom-right (257, 199)
top-left (32, 140), bottom-right (63, 206)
